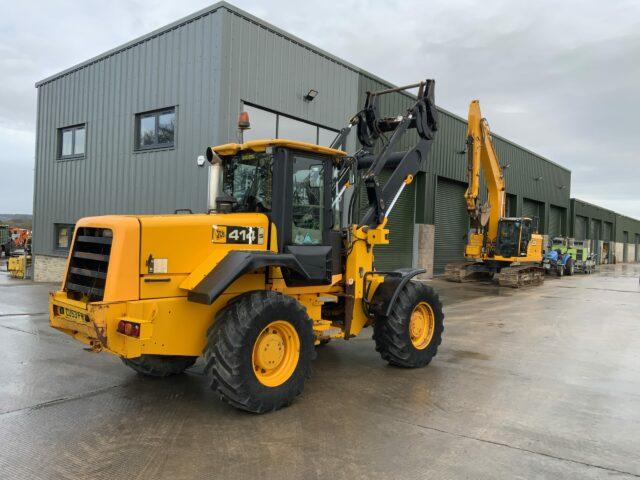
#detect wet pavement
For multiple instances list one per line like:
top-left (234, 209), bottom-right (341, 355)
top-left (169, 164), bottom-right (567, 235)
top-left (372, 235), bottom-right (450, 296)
top-left (1, 262), bottom-right (639, 479)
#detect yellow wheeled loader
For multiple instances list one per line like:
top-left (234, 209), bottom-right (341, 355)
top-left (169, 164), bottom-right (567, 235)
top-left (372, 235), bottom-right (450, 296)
top-left (49, 80), bottom-right (444, 413)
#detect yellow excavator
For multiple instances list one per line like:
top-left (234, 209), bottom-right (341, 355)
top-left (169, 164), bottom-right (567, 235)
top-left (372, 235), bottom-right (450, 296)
top-left (444, 100), bottom-right (544, 287)
top-left (49, 80), bottom-right (444, 413)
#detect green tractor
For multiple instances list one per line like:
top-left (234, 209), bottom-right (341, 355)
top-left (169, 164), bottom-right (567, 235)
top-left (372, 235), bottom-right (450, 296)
top-left (571, 239), bottom-right (597, 274)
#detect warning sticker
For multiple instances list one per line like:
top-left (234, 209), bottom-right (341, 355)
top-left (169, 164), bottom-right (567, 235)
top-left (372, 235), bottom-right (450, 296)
top-left (153, 258), bottom-right (168, 274)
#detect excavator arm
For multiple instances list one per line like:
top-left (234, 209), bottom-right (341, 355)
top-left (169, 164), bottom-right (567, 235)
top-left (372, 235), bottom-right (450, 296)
top-left (464, 100), bottom-right (506, 240)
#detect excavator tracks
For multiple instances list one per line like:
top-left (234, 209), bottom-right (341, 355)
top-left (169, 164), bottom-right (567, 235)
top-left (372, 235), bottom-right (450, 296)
top-left (444, 262), bottom-right (489, 282)
top-left (497, 265), bottom-right (545, 288)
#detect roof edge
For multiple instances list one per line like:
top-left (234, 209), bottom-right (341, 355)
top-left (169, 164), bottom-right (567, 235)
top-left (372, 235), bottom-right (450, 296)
top-left (571, 198), bottom-right (619, 216)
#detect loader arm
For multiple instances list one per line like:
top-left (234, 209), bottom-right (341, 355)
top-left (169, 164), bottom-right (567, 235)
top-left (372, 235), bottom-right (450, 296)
top-left (463, 100), bottom-right (506, 240)
top-left (358, 80), bottom-right (438, 228)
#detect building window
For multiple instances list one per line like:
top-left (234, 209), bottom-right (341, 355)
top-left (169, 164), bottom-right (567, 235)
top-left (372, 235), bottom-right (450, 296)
top-left (135, 107), bottom-right (175, 150)
top-left (55, 224), bottom-right (75, 251)
top-left (58, 124), bottom-right (86, 159)
top-left (241, 103), bottom-right (338, 146)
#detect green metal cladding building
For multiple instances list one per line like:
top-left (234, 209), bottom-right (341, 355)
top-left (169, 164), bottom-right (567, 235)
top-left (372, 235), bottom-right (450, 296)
top-left (31, 1), bottom-right (636, 281)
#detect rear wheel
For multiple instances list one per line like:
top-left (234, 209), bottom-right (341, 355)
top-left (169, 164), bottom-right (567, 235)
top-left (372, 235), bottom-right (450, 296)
top-left (122, 355), bottom-right (197, 377)
top-left (373, 281), bottom-right (444, 368)
top-left (204, 291), bottom-right (315, 413)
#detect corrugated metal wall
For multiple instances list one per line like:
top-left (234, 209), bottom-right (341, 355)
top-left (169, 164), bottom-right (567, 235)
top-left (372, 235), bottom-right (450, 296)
top-left (217, 8), bottom-right (359, 148)
top-left (569, 198), bottom-right (640, 244)
top-left (615, 215), bottom-right (640, 243)
top-left (34, 9), bottom-right (225, 256)
top-left (33, 5), bottom-right (362, 257)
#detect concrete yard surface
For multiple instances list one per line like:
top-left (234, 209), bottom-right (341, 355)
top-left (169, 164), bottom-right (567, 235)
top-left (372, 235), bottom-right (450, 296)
top-left (0, 264), bottom-right (639, 479)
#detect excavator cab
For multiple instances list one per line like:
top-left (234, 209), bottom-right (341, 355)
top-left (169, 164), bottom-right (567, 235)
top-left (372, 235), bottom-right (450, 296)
top-left (495, 217), bottom-right (536, 258)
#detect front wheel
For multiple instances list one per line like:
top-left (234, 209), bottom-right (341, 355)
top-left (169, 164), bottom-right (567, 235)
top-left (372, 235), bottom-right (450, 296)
top-left (557, 265), bottom-right (564, 277)
top-left (373, 281), bottom-right (444, 368)
top-left (204, 291), bottom-right (315, 413)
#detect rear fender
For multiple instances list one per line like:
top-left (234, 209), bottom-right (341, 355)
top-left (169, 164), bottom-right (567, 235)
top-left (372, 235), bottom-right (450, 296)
top-left (187, 250), bottom-right (310, 305)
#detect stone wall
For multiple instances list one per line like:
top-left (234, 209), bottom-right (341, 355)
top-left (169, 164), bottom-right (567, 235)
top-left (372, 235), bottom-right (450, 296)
top-left (416, 224), bottom-right (435, 279)
top-left (615, 242), bottom-right (624, 264)
top-left (34, 255), bottom-right (66, 283)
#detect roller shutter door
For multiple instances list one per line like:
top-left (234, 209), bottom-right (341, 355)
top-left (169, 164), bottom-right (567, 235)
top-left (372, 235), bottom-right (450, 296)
top-left (360, 169), bottom-right (416, 271)
top-left (522, 199), bottom-right (539, 219)
top-left (603, 222), bottom-right (613, 241)
top-left (548, 205), bottom-right (564, 238)
top-left (434, 178), bottom-right (468, 274)
top-left (590, 220), bottom-right (601, 240)
top-left (523, 198), bottom-right (545, 233)
top-left (574, 215), bottom-right (587, 240)
top-left (505, 193), bottom-right (517, 217)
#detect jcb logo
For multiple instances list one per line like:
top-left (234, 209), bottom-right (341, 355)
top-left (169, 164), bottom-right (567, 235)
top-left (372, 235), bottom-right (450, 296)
top-left (212, 225), bottom-right (228, 243)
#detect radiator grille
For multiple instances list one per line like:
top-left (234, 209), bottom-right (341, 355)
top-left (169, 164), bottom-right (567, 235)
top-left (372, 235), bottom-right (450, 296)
top-left (65, 227), bottom-right (112, 301)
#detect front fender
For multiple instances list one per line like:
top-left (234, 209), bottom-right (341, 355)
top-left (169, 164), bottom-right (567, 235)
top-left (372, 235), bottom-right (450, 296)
top-left (368, 268), bottom-right (425, 318)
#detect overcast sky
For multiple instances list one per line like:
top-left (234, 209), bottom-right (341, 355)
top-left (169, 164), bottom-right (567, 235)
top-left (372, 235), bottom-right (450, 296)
top-left (1, 0), bottom-right (639, 217)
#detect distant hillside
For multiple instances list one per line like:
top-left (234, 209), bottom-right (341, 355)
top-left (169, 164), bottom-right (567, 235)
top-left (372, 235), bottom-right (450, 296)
top-left (0, 214), bottom-right (33, 229)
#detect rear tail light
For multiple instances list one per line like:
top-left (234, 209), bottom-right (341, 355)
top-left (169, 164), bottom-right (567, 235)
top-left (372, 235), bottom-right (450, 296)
top-left (117, 320), bottom-right (140, 338)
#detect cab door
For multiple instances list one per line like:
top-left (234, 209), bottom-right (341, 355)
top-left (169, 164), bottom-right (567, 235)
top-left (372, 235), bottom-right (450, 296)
top-left (274, 148), bottom-right (338, 285)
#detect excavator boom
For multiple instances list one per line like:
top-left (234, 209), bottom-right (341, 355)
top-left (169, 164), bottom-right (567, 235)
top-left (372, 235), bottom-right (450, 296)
top-left (464, 100), bottom-right (505, 239)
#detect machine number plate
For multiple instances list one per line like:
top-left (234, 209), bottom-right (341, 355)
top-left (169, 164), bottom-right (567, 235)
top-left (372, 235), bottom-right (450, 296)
top-left (56, 306), bottom-right (88, 323)
top-left (212, 225), bottom-right (264, 245)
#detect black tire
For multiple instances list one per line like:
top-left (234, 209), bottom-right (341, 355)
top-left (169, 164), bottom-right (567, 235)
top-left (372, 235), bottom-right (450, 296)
top-left (373, 281), bottom-right (444, 368)
top-left (122, 354), bottom-right (197, 377)
top-left (557, 264), bottom-right (564, 277)
top-left (566, 258), bottom-right (575, 276)
top-left (204, 291), bottom-right (315, 413)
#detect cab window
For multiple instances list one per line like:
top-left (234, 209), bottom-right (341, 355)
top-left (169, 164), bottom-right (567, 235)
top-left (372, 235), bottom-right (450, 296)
top-left (292, 155), bottom-right (324, 245)
top-left (221, 152), bottom-right (272, 212)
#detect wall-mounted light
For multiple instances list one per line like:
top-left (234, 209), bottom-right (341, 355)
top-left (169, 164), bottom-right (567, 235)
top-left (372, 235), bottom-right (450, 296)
top-left (534, 176), bottom-right (543, 181)
top-left (501, 163), bottom-right (511, 170)
top-left (557, 184), bottom-right (566, 190)
top-left (304, 89), bottom-right (318, 101)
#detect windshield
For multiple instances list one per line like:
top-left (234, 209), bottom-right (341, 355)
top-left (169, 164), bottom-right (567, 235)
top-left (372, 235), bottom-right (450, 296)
top-left (221, 152), bottom-right (273, 212)
top-left (499, 221), bottom-right (519, 241)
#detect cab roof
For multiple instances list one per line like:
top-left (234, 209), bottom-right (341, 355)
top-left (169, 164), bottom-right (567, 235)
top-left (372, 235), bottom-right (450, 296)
top-left (210, 139), bottom-right (346, 157)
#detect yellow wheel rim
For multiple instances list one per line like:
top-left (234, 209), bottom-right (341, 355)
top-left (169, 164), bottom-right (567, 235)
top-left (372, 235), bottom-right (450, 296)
top-left (409, 302), bottom-right (435, 350)
top-left (252, 320), bottom-right (300, 387)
